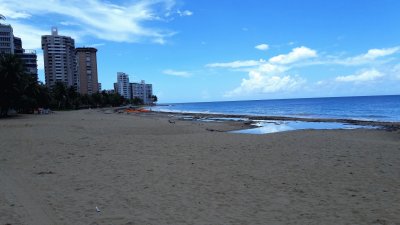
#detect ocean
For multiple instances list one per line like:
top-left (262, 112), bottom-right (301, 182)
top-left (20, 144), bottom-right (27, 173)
top-left (152, 95), bottom-right (400, 122)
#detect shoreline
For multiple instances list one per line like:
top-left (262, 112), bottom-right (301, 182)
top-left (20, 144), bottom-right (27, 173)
top-left (138, 109), bottom-right (400, 131)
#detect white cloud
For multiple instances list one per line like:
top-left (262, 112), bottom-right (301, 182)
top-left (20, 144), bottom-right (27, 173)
top-left (8, 22), bottom-right (47, 50)
top-left (177, 10), bottom-right (193, 17)
top-left (0, 0), bottom-right (189, 44)
top-left (335, 69), bottom-right (384, 82)
top-left (0, 5), bottom-right (31, 19)
top-left (392, 64), bottom-right (400, 80)
top-left (88, 43), bottom-right (106, 48)
top-left (363, 47), bottom-right (399, 59)
top-left (269, 46), bottom-right (317, 64)
top-left (225, 70), bottom-right (304, 97)
top-left (206, 59), bottom-right (264, 68)
top-left (331, 47), bottom-right (400, 66)
top-left (59, 21), bottom-right (78, 26)
top-left (258, 63), bottom-right (288, 73)
top-left (255, 43), bottom-right (269, 51)
top-left (210, 47), bottom-right (315, 97)
top-left (9, 21), bottom-right (82, 50)
top-left (208, 45), bottom-right (399, 98)
top-left (163, 69), bottom-right (191, 77)
top-left (223, 59), bottom-right (304, 97)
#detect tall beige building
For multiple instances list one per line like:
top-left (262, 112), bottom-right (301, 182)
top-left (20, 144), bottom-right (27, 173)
top-left (75, 47), bottom-right (99, 95)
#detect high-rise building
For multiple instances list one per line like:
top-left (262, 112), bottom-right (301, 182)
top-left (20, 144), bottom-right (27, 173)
top-left (0, 23), bottom-right (14, 54)
top-left (117, 72), bottom-right (131, 99)
top-left (41, 27), bottom-right (77, 88)
top-left (13, 36), bottom-right (21, 52)
top-left (16, 49), bottom-right (38, 77)
top-left (1, 21), bottom-right (37, 78)
top-left (113, 82), bottom-right (118, 93)
top-left (14, 37), bottom-right (38, 77)
top-left (131, 80), bottom-right (153, 104)
top-left (75, 47), bottom-right (99, 94)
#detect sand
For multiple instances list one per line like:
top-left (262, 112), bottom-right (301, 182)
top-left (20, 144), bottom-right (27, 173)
top-left (0, 109), bottom-right (399, 225)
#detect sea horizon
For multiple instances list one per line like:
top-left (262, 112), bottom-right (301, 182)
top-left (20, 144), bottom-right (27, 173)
top-left (160, 94), bottom-right (400, 105)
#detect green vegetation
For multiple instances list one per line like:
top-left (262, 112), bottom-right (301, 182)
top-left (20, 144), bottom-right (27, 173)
top-left (131, 97), bottom-right (144, 106)
top-left (0, 54), bottom-right (49, 116)
top-left (0, 54), bottom-right (149, 117)
top-left (151, 95), bottom-right (158, 103)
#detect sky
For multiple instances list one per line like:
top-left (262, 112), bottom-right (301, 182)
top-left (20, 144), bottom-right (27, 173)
top-left (1, 0), bottom-right (400, 103)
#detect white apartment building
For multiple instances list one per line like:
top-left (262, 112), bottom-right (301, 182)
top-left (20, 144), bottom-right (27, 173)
top-left (117, 72), bottom-right (131, 99)
top-left (1, 21), bottom-right (38, 77)
top-left (41, 27), bottom-right (77, 88)
top-left (131, 80), bottom-right (153, 104)
top-left (0, 23), bottom-right (14, 54)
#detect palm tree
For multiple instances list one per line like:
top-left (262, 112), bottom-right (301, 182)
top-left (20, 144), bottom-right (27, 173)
top-left (151, 95), bottom-right (158, 103)
top-left (51, 82), bottom-right (68, 110)
top-left (36, 83), bottom-right (51, 109)
top-left (16, 74), bottom-right (40, 113)
top-left (0, 54), bottom-right (26, 117)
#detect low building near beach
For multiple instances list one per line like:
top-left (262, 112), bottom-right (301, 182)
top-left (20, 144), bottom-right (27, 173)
top-left (130, 80), bottom-right (153, 105)
top-left (115, 73), bottom-right (154, 104)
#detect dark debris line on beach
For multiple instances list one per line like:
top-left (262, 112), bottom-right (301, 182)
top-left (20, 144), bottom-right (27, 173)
top-left (156, 111), bottom-right (400, 131)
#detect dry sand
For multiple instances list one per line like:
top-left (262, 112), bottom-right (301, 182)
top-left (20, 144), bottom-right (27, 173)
top-left (0, 109), bottom-right (399, 225)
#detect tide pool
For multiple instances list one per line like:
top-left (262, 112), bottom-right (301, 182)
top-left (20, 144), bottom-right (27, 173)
top-left (230, 120), bottom-right (377, 134)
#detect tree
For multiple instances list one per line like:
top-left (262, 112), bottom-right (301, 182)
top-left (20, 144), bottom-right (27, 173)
top-left (51, 82), bottom-right (68, 110)
top-left (131, 97), bottom-right (144, 105)
top-left (66, 86), bottom-right (80, 109)
top-left (79, 94), bottom-right (91, 108)
top-left (0, 54), bottom-right (26, 117)
top-left (91, 92), bottom-right (103, 107)
top-left (16, 74), bottom-right (40, 113)
top-left (151, 95), bottom-right (158, 103)
top-left (109, 93), bottom-right (125, 107)
top-left (36, 83), bottom-right (51, 109)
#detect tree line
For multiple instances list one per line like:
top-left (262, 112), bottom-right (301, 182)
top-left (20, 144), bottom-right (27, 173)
top-left (0, 54), bottom-right (156, 117)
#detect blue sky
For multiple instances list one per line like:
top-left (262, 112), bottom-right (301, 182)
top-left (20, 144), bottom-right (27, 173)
top-left (1, 0), bottom-right (400, 103)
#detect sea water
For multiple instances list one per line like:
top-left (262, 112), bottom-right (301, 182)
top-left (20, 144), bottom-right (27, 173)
top-left (151, 95), bottom-right (398, 134)
top-left (153, 95), bottom-right (400, 122)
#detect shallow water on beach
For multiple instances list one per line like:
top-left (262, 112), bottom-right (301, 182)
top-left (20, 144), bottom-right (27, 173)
top-left (230, 120), bottom-right (377, 134)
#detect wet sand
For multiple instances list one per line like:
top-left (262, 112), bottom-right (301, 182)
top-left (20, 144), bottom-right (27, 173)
top-left (1, 109), bottom-right (399, 225)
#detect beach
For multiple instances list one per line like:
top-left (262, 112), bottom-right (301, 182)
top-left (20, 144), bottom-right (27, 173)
top-left (1, 109), bottom-right (400, 225)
